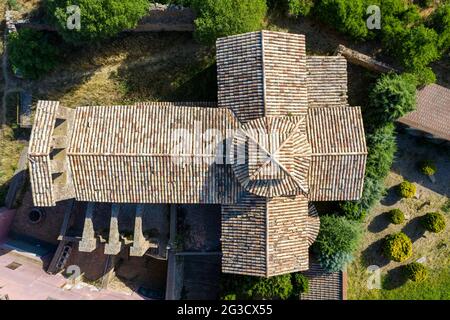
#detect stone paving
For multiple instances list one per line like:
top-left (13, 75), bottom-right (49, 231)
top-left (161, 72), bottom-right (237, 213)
top-left (0, 249), bottom-right (144, 300)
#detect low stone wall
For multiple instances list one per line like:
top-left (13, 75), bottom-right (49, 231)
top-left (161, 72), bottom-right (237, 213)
top-left (336, 44), bottom-right (398, 74)
top-left (12, 3), bottom-right (195, 33)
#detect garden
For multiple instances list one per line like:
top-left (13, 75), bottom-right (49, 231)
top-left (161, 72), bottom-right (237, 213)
top-left (0, 0), bottom-right (449, 299)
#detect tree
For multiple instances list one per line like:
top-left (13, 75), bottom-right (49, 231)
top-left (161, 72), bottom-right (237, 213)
top-left (45, 0), bottom-right (149, 44)
top-left (220, 273), bottom-right (294, 300)
top-left (313, 0), bottom-right (368, 39)
top-left (7, 29), bottom-right (60, 79)
top-left (313, 215), bottom-right (362, 257)
top-left (368, 73), bottom-right (417, 125)
top-left (191, 0), bottom-right (267, 45)
top-left (427, 4), bottom-right (450, 54)
top-left (288, 0), bottom-right (314, 17)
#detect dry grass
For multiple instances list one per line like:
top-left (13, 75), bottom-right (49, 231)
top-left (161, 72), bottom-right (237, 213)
top-left (348, 132), bottom-right (450, 299)
top-left (31, 33), bottom-right (215, 107)
top-left (0, 126), bottom-right (26, 205)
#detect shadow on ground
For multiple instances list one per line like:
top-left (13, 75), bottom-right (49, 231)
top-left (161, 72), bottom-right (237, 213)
top-left (361, 238), bottom-right (390, 269)
top-left (380, 185), bottom-right (401, 206)
top-left (368, 212), bottom-right (391, 233)
top-left (401, 217), bottom-right (426, 243)
top-left (382, 266), bottom-right (408, 290)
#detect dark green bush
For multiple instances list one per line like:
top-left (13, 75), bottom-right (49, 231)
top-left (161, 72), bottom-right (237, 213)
top-left (7, 29), bottom-right (60, 79)
top-left (404, 262), bottom-right (428, 282)
top-left (340, 201), bottom-right (367, 222)
top-left (220, 274), bottom-right (293, 300)
top-left (419, 160), bottom-right (437, 176)
top-left (46, 0), bottom-right (149, 44)
top-left (368, 73), bottom-right (417, 126)
top-left (288, 0), bottom-right (314, 17)
top-left (388, 208), bottom-right (405, 225)
top-left (313, 215), bottom-right (362, 258)
top-left (383, 232), bottom-right (413, 262)
top-left (398, 180), bottom-right (416, 198)
top-left (313, 0), bottom-right (368, 39)
top-left (427, 4), bottom-right (450, 54)
top-left (191, 0), bottom-right (267, 45)
top-left (421, 212), bottom-right (446, 233)
top-left (292, 273), bottom-right (309, 295)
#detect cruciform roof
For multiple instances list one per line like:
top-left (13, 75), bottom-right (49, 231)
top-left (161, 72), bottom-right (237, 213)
top-left (28, 30), bottom-right (367, 277)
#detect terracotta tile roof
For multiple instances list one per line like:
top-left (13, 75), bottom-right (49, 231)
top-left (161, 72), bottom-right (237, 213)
top-left (307, 56), bottom-right (348, 107)
top-left (28, 101), bottom-right (59, 206)
top-left (217, 31), bottom-right (308, 122)
top-left (300, 262), bottom-right (345, 300)
top-left (28, 31), bottom-right (367, 278)
top-left (307, 106), bottom-right (367, 201)
top-left (398, 84), bottom-right (450, 141)
top-left (230, 116), bottom-right (310, 197)
top-left (68, 102), bottom-right (242, 204)
top-left (221, 193), bottom-right (319, 277)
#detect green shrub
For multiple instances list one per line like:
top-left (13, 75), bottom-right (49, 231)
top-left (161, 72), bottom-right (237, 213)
top-left (340, 201), bottom-right (367, 222)
top-left (398, 180), bottom-right (416, 198)
top-left (427, 4), bottom-right (450, 54)
top-left (419, 160), bottom-right (437, 176)
top-left (403, 262), bottom-right (428, 282)
top-left (421, 212), bottom-right (446, 233)
top-left (318, 251), bottom-right (354, 272)
top-left (442, 198), bottom-right (450, 214)
top-left (220, 274), bottom-right (293, 300)
top-left (313, 215), bottom-right (362, 257)
top-left (417, 0), bottom-right (433, 9)
top-left (46, 0), bottom-right (149, 44)
top-left (288, 0), bottom-right (314, 17)
top-left (192, 0), bottom-right (267, 45)
top-left (292, 273), bottom-right (309, 295)
top-left (7, 29), bottom-right (60, 80)
top-left (368, 74), bottom-right (417, 126)
top-left (388, 208), bottom-right (405, 225)
top-left (383, 232), bottom-right (413, 262)
top-left (313, 0), bottom-right (368, 39)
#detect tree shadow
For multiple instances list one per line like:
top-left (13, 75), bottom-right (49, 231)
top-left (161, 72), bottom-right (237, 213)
top-left (382, 266), bottom-right (408, 290)
top-left (401, 217), bottom-right (425, 243)
top-left (368, 212), bottom-right (391, 233)
top-left (361, 238), bottom-right (390, 269)
top-left (380, 185), bottom-right (401, 206)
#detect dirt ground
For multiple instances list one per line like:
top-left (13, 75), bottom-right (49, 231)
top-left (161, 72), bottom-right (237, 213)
top-left (348, 131), bottom-right (450, 298)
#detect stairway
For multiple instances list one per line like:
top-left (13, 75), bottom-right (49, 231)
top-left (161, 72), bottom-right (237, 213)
top-left (47, 241), bottom-right (72, 274)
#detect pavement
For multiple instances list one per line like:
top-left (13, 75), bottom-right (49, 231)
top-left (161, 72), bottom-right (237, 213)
top-left (0, 249), bottom-right (145, 300)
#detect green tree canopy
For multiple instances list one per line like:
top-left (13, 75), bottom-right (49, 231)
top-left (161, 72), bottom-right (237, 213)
top-left (45, 0), bottom-right (149, 44)
top-left (368, 73), bottom-right (417, 125)
top-left (191, 0), bottom-right (267, 45)
top-left (8, 29), bottom-right (60, 79)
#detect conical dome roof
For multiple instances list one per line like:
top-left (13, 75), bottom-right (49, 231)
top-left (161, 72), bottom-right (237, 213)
top-left (230, 116), bottom-right (311, 197)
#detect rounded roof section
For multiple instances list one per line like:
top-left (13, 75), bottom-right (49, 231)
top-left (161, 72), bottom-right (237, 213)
top-left (230, 116), bottom-right (311, 197)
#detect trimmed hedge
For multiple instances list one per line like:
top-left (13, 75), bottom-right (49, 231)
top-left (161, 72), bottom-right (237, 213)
top-left (383, 232), bottom-right (412, 262)
top-left (388, 208), bottom-right (405, 225)
top-left (404, 262), bottom-right (428, 282)
top-left (421, 212), bottom-right (446, 233)
top-left (419, 160), bottom-right (437, 176)
top-left (398, 180), bottom-right (416, 198)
